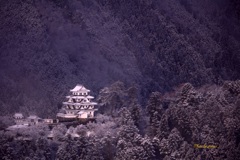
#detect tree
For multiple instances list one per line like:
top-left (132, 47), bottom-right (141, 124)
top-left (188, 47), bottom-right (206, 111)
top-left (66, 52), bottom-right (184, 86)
top-left (146, 92), bottom-right (163, 137)
top-left (97, 81), bottom-right (127, 116)
top-left (56, 136), bottom-right (75, 160)
top-left (34, 137), bottom-right (51, 159)
top-left (119, 107), bottom-right (134, 126)
top-left (176, 83), bottom-right (199, 107)
top-left (100, 133), bottom-right (117, 160)
top-left (85, 137), bottom-right (104, 160)
top-left (52, 123), bottom-right (67, 141)
top-left (129, 103), bottom-right (142, 128)
top-left (116, 125), bottom-right (155, 160)
top-left (0, 136), bottom-right (14, 160)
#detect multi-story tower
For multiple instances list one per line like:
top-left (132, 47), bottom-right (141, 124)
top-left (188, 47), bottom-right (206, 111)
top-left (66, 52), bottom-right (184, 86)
top-left (57, 84), bottom-right (98, 121)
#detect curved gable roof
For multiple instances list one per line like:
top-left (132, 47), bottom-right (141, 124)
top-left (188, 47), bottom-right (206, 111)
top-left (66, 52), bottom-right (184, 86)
top-left (70, 84), bottom-right (90, 92)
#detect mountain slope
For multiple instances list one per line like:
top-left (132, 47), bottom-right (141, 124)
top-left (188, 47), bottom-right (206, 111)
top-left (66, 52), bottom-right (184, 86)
top-left (0, 0), bottom-right (239, 116)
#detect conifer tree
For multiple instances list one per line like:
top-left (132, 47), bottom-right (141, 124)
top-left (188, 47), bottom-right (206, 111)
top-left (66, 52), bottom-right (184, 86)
top-left (146, 92), bottom-right (163, 137)
top-left (129, 103), bottom-right (142, 129)
top-left (100, 133), bottom-right (117, 160)
top-left (98, 81), bottom-right (127, 116)
top-left (85, 137), bottom-right (104, 160)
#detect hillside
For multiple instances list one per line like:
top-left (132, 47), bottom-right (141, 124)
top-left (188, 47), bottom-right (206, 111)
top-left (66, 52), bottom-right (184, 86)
top-left (0, 0), bottom-right (240, 116)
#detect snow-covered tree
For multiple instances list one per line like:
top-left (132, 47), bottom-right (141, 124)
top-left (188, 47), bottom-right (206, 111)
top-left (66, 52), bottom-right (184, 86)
top-left (146, 92), bottom-right (163, 137)
top-left (34, 137), bottom-right (51, 159)
top-left (97, 81), bottom-right (127, 116)
top-left (85, 137), bottom-right (104, 160)
top-left (129, 103), bottom-right (142, 128)
top-left (99, 133), bottom-right (116, 160)
top-left (52, 123), bottom-right (67, 141)
top-left (119, 107), bottom-right (134, 126)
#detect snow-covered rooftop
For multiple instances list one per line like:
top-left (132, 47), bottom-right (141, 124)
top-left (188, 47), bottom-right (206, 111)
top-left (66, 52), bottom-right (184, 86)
top-left (57, 113), bottom-right (77, 118)
top-left (66, 95), bottom-right (94, 99)
top-left (70, 84), bottom-right (90, 92)
top-left (14, 113), bottom-right (24, 118)
top-left (86, 95), bottom-right (94, 99)
top-left (77, 111), bottom-right (85, 115)
top-left (27, 115), bottom-right (40, 119)
top-left (63, 102), bottom-right (98, 106)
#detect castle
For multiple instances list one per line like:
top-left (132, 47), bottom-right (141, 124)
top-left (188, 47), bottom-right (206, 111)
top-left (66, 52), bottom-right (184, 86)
top-left (56, 84), bottom-right (98, 122)
top-left (11, 84), bottom-right (98, 128)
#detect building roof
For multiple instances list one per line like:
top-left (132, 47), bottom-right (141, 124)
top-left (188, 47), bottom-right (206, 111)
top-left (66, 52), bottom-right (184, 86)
top-left (86, 95), bottom-right (94, 99)
top-left (14, 113), bottom-right (24, 118)
top-left (77, 111), bottom-right (85, 115)
top-left (63, 102), bottom-right (98, 106)
top-left (66, 95), bottom-right (94, 99)
top-left (27, 115), bottom-right (41, 119)
top-left (57, 113), bottom-right (77, 118)
top-left (70, 84), bottom-right (90, 92)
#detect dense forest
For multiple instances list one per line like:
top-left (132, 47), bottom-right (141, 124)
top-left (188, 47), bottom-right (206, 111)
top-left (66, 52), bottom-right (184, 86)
top-left (0, 0), bottom-right (240, 159)
top-left (1, 81), bottom-right (240, 159)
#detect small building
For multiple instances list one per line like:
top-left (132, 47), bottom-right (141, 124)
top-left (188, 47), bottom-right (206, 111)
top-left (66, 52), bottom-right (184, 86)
top-left (44, 119), bottom-right (59, 124)
top-left (44, 119), bottom-right (59, 128)
top-left (27, 115), bottom-right (42, 125)
top-left (44, 119), bottom-right (54, 124)
top-left (13, 113), bottom-right (25, 125)
top-left (57, 84), bottom-right (98, 122)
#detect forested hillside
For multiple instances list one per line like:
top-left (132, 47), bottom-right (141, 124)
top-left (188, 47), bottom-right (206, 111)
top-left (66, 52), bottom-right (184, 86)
top-left (0, 1), bottom-right (240, 159)
top-left (1, 81), bottom-right (240, 159)
top-left (0, 0), bottom-right (240, 117)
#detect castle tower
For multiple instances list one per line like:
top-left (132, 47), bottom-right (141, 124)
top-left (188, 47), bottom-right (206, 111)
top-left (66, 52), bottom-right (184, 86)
top-left (57, 84), bottom-right (98, 121)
